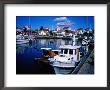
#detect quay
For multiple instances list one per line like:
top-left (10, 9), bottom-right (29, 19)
top-left (70, 49), bottom-right (94, 74)
top-left (35, 36), bottom-right (72, 39)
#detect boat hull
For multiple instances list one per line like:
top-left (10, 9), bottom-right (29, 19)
top-left (53, 66), bottom-right (75, 74)
top-left (49, 59), bottom-right (80, 74)
top-left (16, 40), bottom-right (29, 44)
top-left (50, 61), bottom-right (76, 68)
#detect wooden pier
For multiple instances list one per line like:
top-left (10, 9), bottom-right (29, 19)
top-left (70, 49), bottom-right (94, 74)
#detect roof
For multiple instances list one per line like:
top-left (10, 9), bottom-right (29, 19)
top-left (52, 50), bottom-right (61, 52)
top-left (59, 45), bottom-right (81, 49)
top-left (41, 48), bottom-right (51, 50)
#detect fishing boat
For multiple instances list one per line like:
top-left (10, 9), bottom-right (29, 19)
top-left (38, 35), bottom-right (80, 74)
top-left (16, 35), bottom-right (29, 44)
top-left (49, 45), bottom-right (81, 66)
top-left (16, 16), bottom-right (33, 45)
top-left (47, 44), bottom-right (81, 74)
top-left (16, 39), bottom-right (29, 44)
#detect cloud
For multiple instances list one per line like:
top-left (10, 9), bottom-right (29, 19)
top-left (55, 17), bottom-right (74, 26)
top-left (54, 17), bottom-right (75, 26)
top-left (57, 22), bottom-right (73, 26)
top-left (54, 17), bottom-right (68, 22)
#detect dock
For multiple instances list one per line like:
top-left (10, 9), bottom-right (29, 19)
top-left (35, 36), bottom-right (72, 39)
top-left (70, 49), bottom-right (94, 74)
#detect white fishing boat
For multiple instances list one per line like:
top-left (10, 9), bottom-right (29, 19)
top-left (47, 35), bottom-right (81, 74)
top-left (16, 35), bottom-right (29, 44)
top-left (48, 45), bottom-right (81, 66)
top-left (16, 17), bottom-right (33, 45)
top-left (16, 39), bottom-right (29, 44)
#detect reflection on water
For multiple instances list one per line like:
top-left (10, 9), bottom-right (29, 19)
top-left (16, 39), bottom-right (73, 74)
top-left (16, 43), bottom-right (30, 54)
top-left (17, 39), bottom-right (73, 55)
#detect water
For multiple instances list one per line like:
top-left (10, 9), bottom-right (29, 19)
top-left (16, 39), bottom-right (73, 74)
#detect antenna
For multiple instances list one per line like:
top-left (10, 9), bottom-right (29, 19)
top-left (52, 25), bottom-right (53, 30)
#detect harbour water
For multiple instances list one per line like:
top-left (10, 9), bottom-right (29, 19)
top-left (16, 39), bottom-right (74, 74)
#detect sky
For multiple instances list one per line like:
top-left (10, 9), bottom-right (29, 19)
top-left (16, 16), bottom-right (94, 30)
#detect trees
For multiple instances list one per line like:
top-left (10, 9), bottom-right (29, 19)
top-left (49, 31), bottom-right (53, 36)
top-left (23, 27), bottom-right (28, 35)
top-left (23, 27), bottom-right (27, 32)
top-left (65, 30), bottom-right (69, 33)
top-left (40, 26), bottom-right (44, 30)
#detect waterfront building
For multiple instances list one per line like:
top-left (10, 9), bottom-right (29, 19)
top-left (38, 30), bottom-right (47, 36)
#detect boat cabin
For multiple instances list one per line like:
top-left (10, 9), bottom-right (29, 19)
top-left (59, 45), bottom-right (81, 61)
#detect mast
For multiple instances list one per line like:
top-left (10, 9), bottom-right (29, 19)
top-left (73, 35), bottom-right (76, 46)
top-left (29, 16), bottom-right (32, 39)
top-left (86, 16), bottom-right (88, 28)
top-left (52, 25), bottom-right (53, 30)
top-left (29, 16), bottom-right (30, 36)
top-left (29, 16), bottom-right (30, 27)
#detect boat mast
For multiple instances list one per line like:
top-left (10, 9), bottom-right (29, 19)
top-left (29, 16), bottom-right (32, 39)
top-left (52, 25), bottom-right (53, 30)
top-left (86, 16), bottom-right (89, 52)
top-left (73, 35), bottom-right (76, 46)
top-left (86, 16), bottom-right (88, 28)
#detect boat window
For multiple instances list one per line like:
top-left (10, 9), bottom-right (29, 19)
top-left (69, 49), bottom-right (73, 54)
top-left (64, 49), bottom-right (68, 54)
top-left (54, 51), bottom-right (58, 55)
top-left (75, 50), bottom-right (76, 55)
top-left (61, 49), bottom-right (63, 54)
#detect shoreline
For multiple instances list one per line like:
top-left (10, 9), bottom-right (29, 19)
top-left (35, 36), bottom-right (73, 39)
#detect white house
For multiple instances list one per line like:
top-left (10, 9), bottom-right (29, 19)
top-left (39, 30), bottom-right (46, 36)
